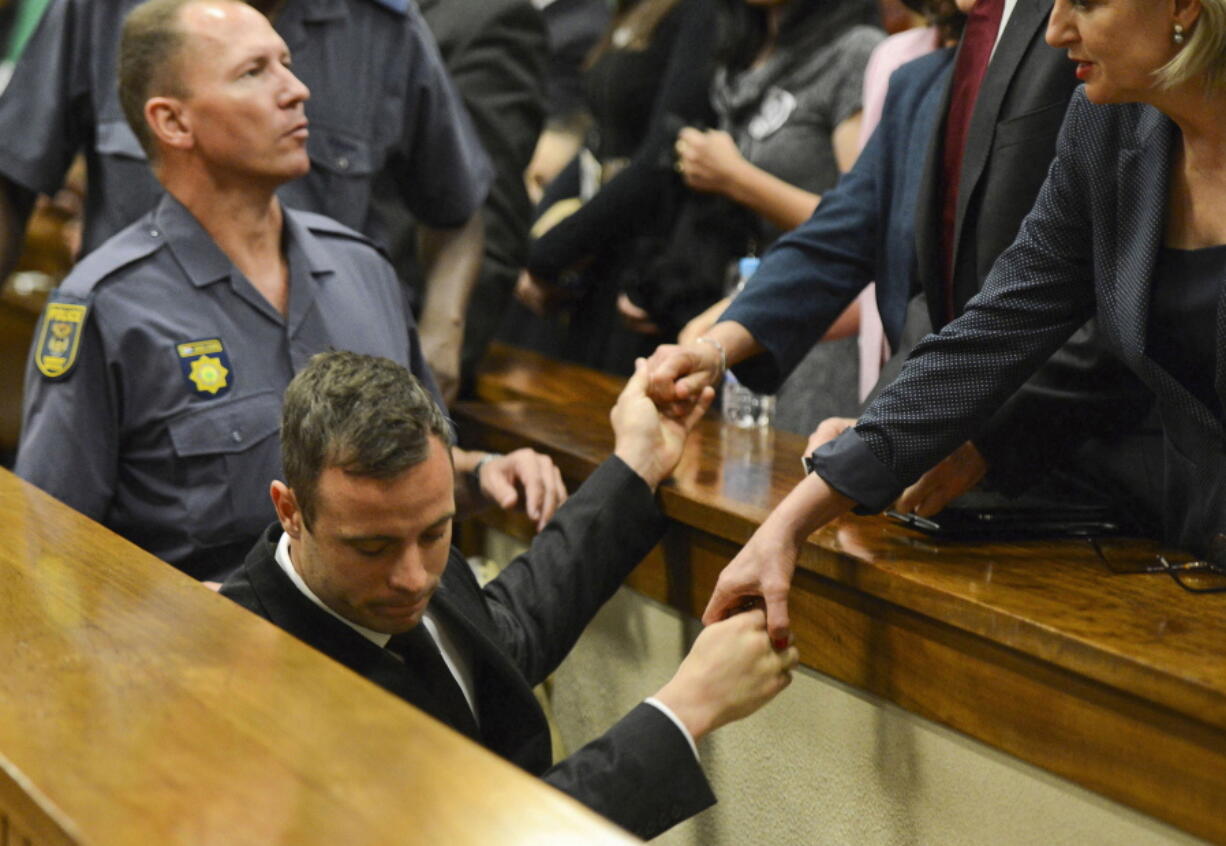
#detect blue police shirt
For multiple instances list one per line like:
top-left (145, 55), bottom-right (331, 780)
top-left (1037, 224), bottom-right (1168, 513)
top-left (16, 194), bottom-right (442, 579)
top-left (0, 0), bottom-right (493, 256)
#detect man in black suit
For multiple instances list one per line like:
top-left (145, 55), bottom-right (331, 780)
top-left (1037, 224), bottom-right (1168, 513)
top-left (899, 0), bottom-right (1151, 510)
top-left (648, 0), bottom-right (1154, 641)
top-left (221, 350), bottom-right (798, 841)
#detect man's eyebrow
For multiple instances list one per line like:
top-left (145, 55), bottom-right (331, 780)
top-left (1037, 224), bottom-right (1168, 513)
top-left (336, 514), bottom-right (455, 543)
top-left (338, 533), bottom-right (398, 544)
top-left (424, 513), bottom-right (456, 531)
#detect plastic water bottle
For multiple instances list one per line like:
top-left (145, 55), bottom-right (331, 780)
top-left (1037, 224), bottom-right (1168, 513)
top-left (721, 257), bottom-right (775, 429)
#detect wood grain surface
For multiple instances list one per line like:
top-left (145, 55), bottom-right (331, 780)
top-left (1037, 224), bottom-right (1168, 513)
top-left (0, 468), bottom-right (639, 846)
top-left (462, 343), bottom-right (1226, 844)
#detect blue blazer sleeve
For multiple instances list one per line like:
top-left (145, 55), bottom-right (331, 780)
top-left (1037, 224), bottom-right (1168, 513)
top-left (723, 50), bottom-right (953, 394)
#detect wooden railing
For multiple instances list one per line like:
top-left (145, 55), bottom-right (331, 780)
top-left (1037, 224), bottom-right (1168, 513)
top-left (456, 342), bottom-right (1226, 845)
top-left (0, 467), bottom-right (639, 846)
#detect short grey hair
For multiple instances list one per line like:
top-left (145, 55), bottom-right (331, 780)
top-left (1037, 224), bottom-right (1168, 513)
top-left (118, 0), bottom-right (248, 159)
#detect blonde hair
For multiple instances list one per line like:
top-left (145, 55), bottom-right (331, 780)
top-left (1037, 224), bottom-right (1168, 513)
top-left (1155, 0), bottom-right (1226, 90)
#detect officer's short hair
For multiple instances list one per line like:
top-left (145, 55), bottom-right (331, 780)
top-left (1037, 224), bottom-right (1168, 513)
top-left (118, 0), bottom-right (243, 159)
top-left (282, 351), bottom-right (454, 529)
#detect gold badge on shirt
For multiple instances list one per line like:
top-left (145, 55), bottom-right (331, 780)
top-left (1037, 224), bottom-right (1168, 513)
top-left (178, 338), bottom-right (232, 397)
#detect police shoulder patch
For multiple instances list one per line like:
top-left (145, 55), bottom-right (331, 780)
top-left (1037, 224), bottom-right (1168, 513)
top-left (177, 338), bottom-right (233, 398)
top-left (34, 297), bottom-right (91, 380)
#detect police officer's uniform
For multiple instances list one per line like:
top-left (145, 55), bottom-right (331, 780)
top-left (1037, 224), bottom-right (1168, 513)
top-left (16, 195), bottom-right (442, 580)
top-left (0, 0), bottom-right (493, 256)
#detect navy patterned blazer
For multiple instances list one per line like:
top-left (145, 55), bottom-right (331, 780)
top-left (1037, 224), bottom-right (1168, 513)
top-left (817, 89), bottom-right (1226, 554)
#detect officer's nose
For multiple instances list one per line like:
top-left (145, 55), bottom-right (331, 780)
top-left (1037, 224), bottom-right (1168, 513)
top-left (279, 64), bottom-right (310, 107)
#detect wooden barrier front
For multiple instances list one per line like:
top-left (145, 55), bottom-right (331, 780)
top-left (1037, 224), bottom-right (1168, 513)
top-left (457, 342), bottom-right (1226, 845)
top-left (0, 467), bottom-right (639, 846)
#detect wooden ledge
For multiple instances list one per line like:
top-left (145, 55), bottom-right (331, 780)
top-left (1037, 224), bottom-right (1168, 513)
top-left (459, 343), bottom-right (1226, 843)
top-left (0, 468), bottom-right (639, 845)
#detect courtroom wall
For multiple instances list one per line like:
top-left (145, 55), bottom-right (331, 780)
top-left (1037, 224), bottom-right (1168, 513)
top-left (546, 587), bottom-right (1207, 846)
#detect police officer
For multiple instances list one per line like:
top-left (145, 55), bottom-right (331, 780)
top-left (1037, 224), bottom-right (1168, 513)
top-left (16, 0), bottom-right (565, 581)
top-left (0, 0), bottom-right (490, 398)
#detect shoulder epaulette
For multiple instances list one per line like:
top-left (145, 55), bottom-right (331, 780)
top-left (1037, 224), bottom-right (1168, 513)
top-left (56, 221), bottom-right (165, 297)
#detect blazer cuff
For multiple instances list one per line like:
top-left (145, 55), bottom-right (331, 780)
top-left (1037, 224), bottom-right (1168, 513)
top-left (644, 696), bottom-right (700, 761)
top-left (604, 702), bottom-right (716, 837)
top-left (812, 428), bottom-right (904, 513)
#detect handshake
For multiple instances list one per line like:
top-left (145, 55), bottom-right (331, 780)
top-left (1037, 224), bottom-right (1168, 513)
top-left (607, 357), bottom-right (799, 745)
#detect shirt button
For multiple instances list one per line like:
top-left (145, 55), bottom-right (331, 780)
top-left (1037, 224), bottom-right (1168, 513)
top-left (336, 156), bottom-right (350, 171)
top-left (149, 228), bottom-right (160, 238)
top-left (231, 430), bottom-right (243, 444)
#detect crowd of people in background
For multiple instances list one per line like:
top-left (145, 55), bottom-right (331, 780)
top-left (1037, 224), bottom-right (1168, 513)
top-left (2, 0), bottom-right (1226, 836)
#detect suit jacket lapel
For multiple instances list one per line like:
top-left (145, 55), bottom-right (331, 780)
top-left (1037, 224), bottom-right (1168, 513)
top-left (1113, 108), bottom-right (1226, 440)
top-left (914, 69), bottom-right (954, 329)
top-left (954, 0), bottom-right (1047, 264)
top-left (1112, 109), bottom-right (1170, 367)
top-left (916, 0), bottom-right (1051, 329)
top-left (430, 557), bottom-right (553, 773)
top-left (244, 538), bottom-right (482, 738)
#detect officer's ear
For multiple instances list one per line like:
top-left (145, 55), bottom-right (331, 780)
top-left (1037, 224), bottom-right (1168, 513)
top-left (145, 96), bottom-right (195, 153)
top-left (270, 481), bottom-right (303, 540)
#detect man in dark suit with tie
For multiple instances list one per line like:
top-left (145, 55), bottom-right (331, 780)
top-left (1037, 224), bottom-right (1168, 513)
top-left (645, 0), bottom-right (1162, 642)
top-left (221, 350), bottom-right (799, 840)
top-left (648, 0), bottom-right (1153, 542)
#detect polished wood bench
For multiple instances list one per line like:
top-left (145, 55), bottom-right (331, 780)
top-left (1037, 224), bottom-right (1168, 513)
top-left (456, 342), bottom-right (1226, 844)
top-left (0, 467), bottom-right (639, 846)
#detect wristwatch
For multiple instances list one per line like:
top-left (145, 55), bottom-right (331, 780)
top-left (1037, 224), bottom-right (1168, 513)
top-left (801, 452), bottom-right (820, 476)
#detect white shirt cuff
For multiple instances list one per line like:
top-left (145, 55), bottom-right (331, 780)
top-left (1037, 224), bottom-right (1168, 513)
top-left (644, 697), bottom-right (700, 762)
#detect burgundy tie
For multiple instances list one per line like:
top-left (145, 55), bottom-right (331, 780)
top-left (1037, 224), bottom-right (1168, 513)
top-left (940, 0), bottom-right (1006, 322)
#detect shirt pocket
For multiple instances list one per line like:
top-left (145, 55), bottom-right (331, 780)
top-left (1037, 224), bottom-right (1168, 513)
top-left (167, 390), bottom-right (283, 549)
top-left (290, 124), bottom-right (376, 230)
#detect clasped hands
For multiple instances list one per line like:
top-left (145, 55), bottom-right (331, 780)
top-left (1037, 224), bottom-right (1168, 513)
top-left (639, 351), bottom-right (989, 649)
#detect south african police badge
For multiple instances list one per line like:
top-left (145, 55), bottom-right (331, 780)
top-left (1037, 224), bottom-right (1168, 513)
top-left (177, 338), bottom-right (233, 398)
top-left (34, 299), bottom-right (89, 379)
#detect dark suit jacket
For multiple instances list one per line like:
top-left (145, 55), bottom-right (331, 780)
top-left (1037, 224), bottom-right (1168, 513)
top-left (733, 1), bottom-right (1152, 496)
top-left (221, 458), bottom-right (715, 840)
top-left (913, 0), bottom-right (1152, 489)
top-left (819, 91), bottom-right (1225, 554)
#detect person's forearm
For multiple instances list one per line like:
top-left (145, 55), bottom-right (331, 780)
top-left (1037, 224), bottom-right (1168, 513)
top-left (770, 471), bottom-right (855, 545)
top-left (720, 160), bottom-right (820, 232)
top-left (417, 212), bottom-right (484, 401)
top-left (702, 319), bottom-right (765, 369)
